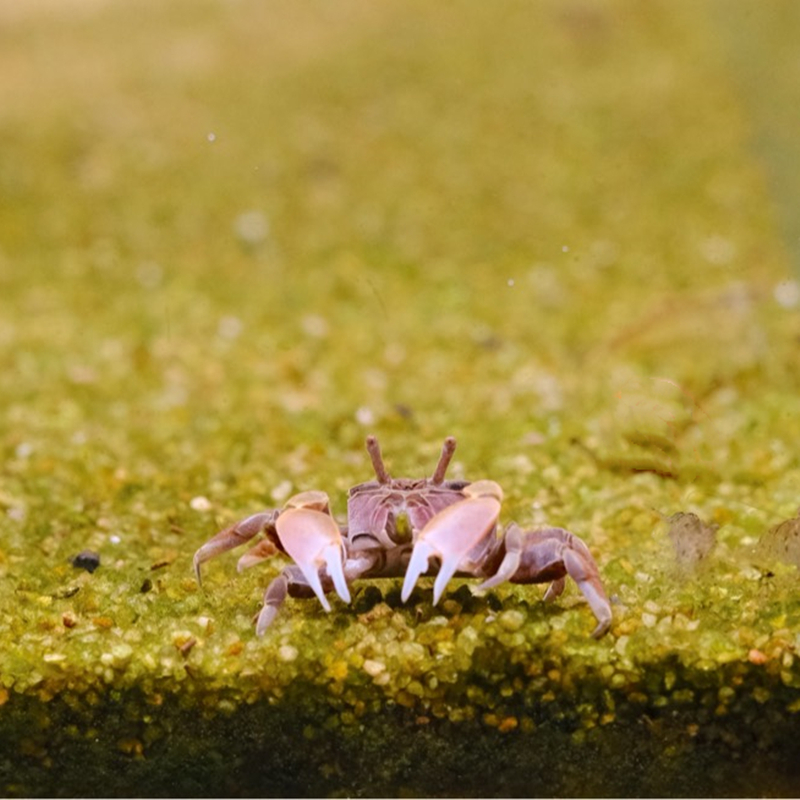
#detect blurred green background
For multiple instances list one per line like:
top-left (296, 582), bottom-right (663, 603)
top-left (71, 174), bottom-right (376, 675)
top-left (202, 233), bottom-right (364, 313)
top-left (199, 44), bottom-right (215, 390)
top-left (1, 0), bottom-right (800, 795)
top-left (1, 0), bottom-right (797, 503)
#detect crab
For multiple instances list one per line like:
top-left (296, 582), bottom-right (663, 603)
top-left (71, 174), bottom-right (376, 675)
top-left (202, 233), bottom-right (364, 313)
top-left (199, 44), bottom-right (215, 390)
top-left (193, 436), bottom-right (612, 638)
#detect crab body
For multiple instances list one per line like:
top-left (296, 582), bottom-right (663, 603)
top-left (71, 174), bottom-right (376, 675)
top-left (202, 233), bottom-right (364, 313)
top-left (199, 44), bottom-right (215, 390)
top-left (193, 437), bottom-right (612, 638)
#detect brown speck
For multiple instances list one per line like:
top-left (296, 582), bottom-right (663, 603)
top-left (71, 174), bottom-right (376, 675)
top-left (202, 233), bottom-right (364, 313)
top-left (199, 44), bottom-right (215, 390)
top-left (227, 641), bottom-right (244, 656)
top-left (178, 636), bottom-right (197, 658)
top-left (53, 586), bottom-right (81, 599)
top-left (498, 716), bottom-right (519, 733)
top-left (117, 738), bottom-right (144, 757)
top-left (357, 602), bottom-right (393, 625)
top-left (394, 403), bottom-right (414, 420)
top-left (748, 649), bottom-right (768, 665)
top-left (62, 612), bottom-right (77, 629)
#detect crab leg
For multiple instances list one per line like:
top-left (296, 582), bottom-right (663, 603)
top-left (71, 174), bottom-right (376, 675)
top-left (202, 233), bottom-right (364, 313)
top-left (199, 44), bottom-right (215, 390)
top-left (275, 507), bottom-right (351, 611)
top-left (236, 538), bottom-right (280, 572)
top-left (475, 523), bottom-right (525, 591)
top-left (255, 553), bottom-right (378, 634)
top-left (563, 547), bottom-right (612, 639)
top-left (256, 571), bottom-right (290, 635)
top-left (193, 511), bottom-right (279, 586)
top-left (402, 481), bottom-right (502, 605)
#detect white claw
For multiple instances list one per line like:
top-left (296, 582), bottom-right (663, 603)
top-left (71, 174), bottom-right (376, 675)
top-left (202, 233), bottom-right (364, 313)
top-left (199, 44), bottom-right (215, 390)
top-left (432, 555), bottom-right (461, 605)
top-left (402, 495), bottom-right (501, 605)
top-left (275, 507), bottom-right (349, 613)
top-left (401, 541), bottom-right (434, 602)
top-left (323, 543), bottom-right (351, 604)
top-left (296, 558), bottom-right (331, 611)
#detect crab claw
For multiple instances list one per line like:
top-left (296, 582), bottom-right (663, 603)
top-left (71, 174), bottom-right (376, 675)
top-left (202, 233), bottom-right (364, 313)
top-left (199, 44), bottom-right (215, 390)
top-left (274, 497), bottom-right (350, 611)
top-left (401, 480), bottom-right (502, 605)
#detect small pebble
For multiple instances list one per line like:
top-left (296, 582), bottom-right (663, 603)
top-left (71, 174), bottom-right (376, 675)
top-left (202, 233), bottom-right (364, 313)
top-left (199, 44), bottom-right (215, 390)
top-left (112, 643), bottom-right (134, 663)
top-left (43, 652), bottom-right (66, 663)
top-left (233, 209), bottom-right (269, 246)
top-left (499, 610), bottom-right (525, 632)
top-left (270, 480), bottom-right (293, 503)
top-left (278, 645), bottom-right (298, 662)
top-left (190, 496), bottom-right (212, 512)
top-left (355, 406), bottom-right (375, 426)
top-left (71, 550), bottom-right (101, 573)
top-left (363, 659), bottom-right (386, 677)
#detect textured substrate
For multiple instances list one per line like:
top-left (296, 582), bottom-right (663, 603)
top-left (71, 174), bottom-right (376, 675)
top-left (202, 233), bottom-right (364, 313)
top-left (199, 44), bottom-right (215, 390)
top-left (3, 571), bottom-right (800, 797)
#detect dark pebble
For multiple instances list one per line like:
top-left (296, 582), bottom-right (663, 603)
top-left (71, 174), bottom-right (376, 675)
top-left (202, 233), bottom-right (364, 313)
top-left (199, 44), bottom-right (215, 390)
top-left (71, 550), bottom-right (101, 573)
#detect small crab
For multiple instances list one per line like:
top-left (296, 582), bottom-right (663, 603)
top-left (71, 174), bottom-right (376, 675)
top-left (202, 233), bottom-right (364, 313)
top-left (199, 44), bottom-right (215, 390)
top-left (193, 436), bottom-right (612, 638)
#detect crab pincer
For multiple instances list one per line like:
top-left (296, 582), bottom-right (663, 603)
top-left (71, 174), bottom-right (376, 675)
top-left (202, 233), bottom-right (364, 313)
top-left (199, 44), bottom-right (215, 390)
top-left (275, 491), bottom-right (351, 610)
top-left (401, 480), bottom-right (503, 605)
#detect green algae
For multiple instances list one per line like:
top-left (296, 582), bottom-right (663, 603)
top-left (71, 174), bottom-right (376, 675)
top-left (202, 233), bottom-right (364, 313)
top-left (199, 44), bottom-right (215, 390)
top-left (2, 0), bottom-right (800, 795)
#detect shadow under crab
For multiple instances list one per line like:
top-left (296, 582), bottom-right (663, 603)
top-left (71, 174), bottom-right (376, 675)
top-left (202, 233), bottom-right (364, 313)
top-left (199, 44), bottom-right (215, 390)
top-left (193, 436), bottom-right (612, 637)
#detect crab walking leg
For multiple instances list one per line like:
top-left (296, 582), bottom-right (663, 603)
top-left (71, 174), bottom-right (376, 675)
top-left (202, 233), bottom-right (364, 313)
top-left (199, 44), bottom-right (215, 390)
top-left (562, 546), bottom-right (612, 638)
top-left (475, 523), bottom-right (525, 591)
top-left (256, 572), bottom-right (290, 635)
top-left (236, 538), bottom-right (280, 572)
top-left (275, 507), bottom-right (351, 610)
top-left (193, 511), bottom-right (278, 586)
top-left (402, 489), bottom-right (501, 605)
top-left (255, 553), bottom-right (378, 635)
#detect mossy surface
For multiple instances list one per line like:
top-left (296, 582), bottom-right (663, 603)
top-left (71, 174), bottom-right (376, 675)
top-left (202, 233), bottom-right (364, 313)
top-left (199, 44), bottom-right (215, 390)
top-left (1, 0), bottom-right (800, 796)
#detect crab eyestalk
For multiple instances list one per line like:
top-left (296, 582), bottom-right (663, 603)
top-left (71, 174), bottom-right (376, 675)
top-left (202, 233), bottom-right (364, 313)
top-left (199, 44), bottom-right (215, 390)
top-left (366, 435), bottom-right (391, 484)
top-left (432, 436), bottom-right (457, 484)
